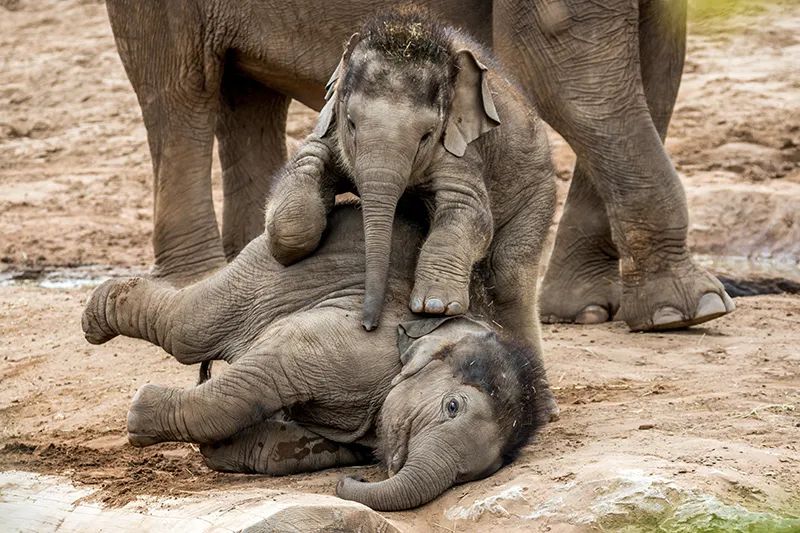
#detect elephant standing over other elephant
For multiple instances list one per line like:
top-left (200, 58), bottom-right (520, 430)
top-left (81, 201), bottom-right (550, 511)
top-left (106, 0), bottom-right (734, 332)
top-left (265, 9), bottom-right (556, 341)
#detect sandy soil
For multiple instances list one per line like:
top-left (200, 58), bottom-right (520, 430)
top-left (1, 0), bottom-right (799, 531)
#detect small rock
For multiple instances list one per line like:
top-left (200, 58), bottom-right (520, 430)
top-left (638, 423), bottom-right (655, 430)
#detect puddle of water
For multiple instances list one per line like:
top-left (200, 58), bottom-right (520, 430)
top-left (0, 265), bottom-right (144, 289)
top-left (696, 254), bottom-right (800, 297)
top-left (0, 256), bottom-right (797, 295)
top-left (696, 254), bottom-right (800, 283)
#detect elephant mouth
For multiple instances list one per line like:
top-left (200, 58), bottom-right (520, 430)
top-left (387, 441), bottom-right (407, 477)
top-left (386, 421), bottom-right (412, 477)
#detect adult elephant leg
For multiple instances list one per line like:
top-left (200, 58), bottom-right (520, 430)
top-left (200, 418), bottom-right (371, 475)
top-left (639, 0), bottom-right (687, 142)
top-left (107, 1), bottom-right (226, 285)
top-left (495, 0), bottom-right (733, 332)
top-left (620, 0), bottom-right (733, 329)
top-left (127, 355), bottom-right (305, 446)
top-left (539, 166), bottom-right (621, 324)
top-left (217, 75), bottom-right (291, 260)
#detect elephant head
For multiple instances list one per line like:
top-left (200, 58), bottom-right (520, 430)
top-left (314, 9), bottom-right (500, 330)
top-left (336, 316), bottom-right (547, 511)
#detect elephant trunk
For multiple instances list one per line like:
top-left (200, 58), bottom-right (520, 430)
top-left (358, 176), bottom-right (404, 330)
top-left (336, 441), bottom-right (458, 511)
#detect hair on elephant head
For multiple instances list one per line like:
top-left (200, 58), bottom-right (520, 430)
top-left (314, 7), bottom-right (500, 329)
top-left (336, 315), bottom-right (548, 511)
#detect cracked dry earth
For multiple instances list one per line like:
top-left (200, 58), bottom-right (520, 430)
top-left (1, 0), bottom-right (799, 531)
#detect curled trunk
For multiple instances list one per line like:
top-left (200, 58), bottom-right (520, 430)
top-left (336, 446), bottom-right (458, 511)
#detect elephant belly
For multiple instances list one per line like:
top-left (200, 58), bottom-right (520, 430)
top-left (256, 303), bottom-right (401, 445)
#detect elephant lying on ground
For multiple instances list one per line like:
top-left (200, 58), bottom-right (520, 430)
top-left (107, 0), bottom-right (735, 332)
top-left (81, 201), bottom-right (550, 511)
top-left (266, 10), bottom-right (555, 338)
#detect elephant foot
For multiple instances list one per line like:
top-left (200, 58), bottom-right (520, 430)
top-left (81, 279), bottom-right (120, 344)
top-left (539, 252), bottom-right (621, 325)
top-left (409, 277), bottom-right (469, 315)
top-left (127, 384), bottom-right (170, 447)
top-left (616, 260), bottom-right (735, 332)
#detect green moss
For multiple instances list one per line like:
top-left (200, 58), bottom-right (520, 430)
top-left (689, 0), bottom-right (758, 22)
top-left (595, 494), bottom-right (800, 533)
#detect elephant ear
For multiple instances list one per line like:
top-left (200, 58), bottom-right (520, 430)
top-left (392, 316), bottom-right (492, 386)
top-left (313, 33), bottom-right (360, 138)
top-left (392, 317), bottom-right (457, 386)
top-left (443, 49), bottom-right (501, 157)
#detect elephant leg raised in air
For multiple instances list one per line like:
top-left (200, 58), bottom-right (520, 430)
top-left (495, 0), bottom-right (733, 331)
top-left (200, 418), bottom-right (371, 475)
top-left (82, 276), bottom-right (245, 364)
top-left (217, 75), bottom-right (291, 261)
top-left (107, 1), bottom-right (226, 284)
top-left (126, 355), bottom-right (306, 446)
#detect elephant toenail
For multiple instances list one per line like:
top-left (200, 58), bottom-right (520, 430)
top-left (446, 301), bottom-right (464, 315)
top-left (652, 306), bottom-right (684, 327)
top-left (695, 293), bottom-right (727, 319)
top-left (721, 291), bottom-right (736, 312)
top-left (425, 299), bottom-right (444, 314)
top-left (575, 305), bottom-right (609, 324)
top-left (410, 297), bottom-right (424, 312)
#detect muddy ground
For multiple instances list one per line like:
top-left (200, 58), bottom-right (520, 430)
top-left (1, 0), bottom-right (799, 531)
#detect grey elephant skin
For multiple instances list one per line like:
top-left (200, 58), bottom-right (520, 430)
top-left (265, 10), bottom-right (555, 342)
top-left (81, 202), bottom-right (550, 511)
top-left (106, 0), bottom-right (734, 332)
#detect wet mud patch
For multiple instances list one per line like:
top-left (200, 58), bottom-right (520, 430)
top-left (0, 437), bottom-right (221, 507)
top-left (0, 265), bottom-right (144, 289)
top-left (0, 431), bottom-right (380, 509)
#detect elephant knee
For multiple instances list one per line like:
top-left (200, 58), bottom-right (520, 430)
top-left (127, 383), bottom-right (173, 447)
top-left (265, 193), bottom-right (327, 265)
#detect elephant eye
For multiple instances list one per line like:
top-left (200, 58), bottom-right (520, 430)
top-left (347, 115), bottom-right (356, 132)
top-left (445, 398), bottom-right (459, 418)
top-left (420, 130), bottom-right (433, 144)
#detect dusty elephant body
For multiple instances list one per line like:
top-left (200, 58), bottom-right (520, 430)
top-left (265, 11), bottom-right (556, 342)
top-left (106, 0), bottom-right (734, 332)
top-left (81, 203), bottom-right (550, 511)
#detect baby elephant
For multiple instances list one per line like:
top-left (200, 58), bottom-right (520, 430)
top-left (266, 8), bottom-right (555, 335)
top-left (82, 203), bottom-right (550, 511)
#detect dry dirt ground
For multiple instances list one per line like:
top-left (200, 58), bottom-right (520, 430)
top-left (1, 0), bottom-right (799, 531)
